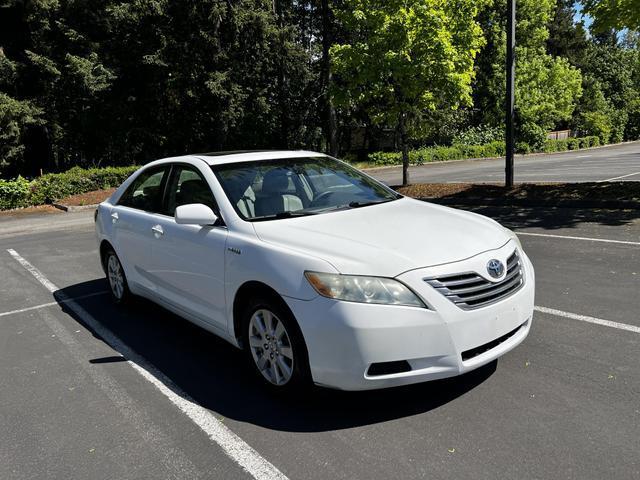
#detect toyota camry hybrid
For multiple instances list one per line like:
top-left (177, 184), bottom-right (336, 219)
top-left (95, 151), bottom-right (535, 391)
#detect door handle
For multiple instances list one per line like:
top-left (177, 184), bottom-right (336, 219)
top-left (111, 212), bottom-right (119, 224)
top-left (151, 225), bottom-right (164, 237)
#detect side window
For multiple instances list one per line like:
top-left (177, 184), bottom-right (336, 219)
top-left (118, 167), bottom-right (168, 213)
top-left (166, 166), bottom-right (218, 217)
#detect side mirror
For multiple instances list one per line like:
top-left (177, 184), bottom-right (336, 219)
top-left (175, 204), bottom-right (218, 226)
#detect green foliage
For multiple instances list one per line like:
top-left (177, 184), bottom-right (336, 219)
top-left (367, 141), bottom-right (505, 166)
top-left (516, 53), bottom-right (582, 144)
top-left (452, 125), bottom-right (503, 146)
top-left (0, 0), bottom-right (638, 175)
top-left (331, 0), bottom-right (488, 183)
top-left (331, 0), bottom-right (487, 120)
top-left (474, 0), bottom-right (582, 147)
top-left (0, 176), bottom-right (31, 209)
top-left (0, 166), bottom-right (137, 209)
top-left (0, 93), bottom-right (43, 172)
top-left (626, 98), bottom-right (640, 140)
top-left (28, 166), bottom-right (138, 205)
top-left (366, 137), bottom-right (600, 167)
top-left (583, 0), bottom-right (640, 32)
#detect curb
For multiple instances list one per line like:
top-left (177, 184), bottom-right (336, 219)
top-left (52, 203), bottom-right (99, 212)
top-left (416, 197), bottom-right (640, 210)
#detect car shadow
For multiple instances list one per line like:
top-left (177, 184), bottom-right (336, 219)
top-left (457, 204), bottom-right (640, 230)
top-left (54, 279), bottom-right (497, 433)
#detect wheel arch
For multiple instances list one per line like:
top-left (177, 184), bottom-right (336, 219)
top-left (99, 239), bottom-right (115, 274)
top-left (232, 281), bottom-right (302, 349)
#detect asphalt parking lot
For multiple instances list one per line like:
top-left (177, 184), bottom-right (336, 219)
top-left (370, 141), bottom-right (640, 184)
top-left (1, 206), bottom-right (639, 480)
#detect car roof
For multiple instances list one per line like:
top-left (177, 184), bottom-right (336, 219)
top-left (190, 150), bottom-right (328, 166)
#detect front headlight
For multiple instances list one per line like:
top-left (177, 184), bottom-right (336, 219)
top-left (304, 271), bottom-right (427, 308)
top-left (505, 228), bottom-right (522, 250)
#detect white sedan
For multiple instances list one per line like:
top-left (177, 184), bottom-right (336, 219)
top-left (95, 151), bottom-right (534, 391)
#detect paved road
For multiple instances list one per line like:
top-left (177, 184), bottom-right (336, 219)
top-left (1, 210), bottom-right (639, 479)
top-left (368, 141), bottom-right (640, 184)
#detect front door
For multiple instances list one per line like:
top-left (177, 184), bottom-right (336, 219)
top-left (148, 164), bottom-right (228, 332)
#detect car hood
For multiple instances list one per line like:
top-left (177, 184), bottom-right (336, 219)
top-left (252, 197), bottom-right (511, 277)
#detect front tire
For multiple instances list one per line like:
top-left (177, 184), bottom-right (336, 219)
top-left (104, 248), bottom-right (131, 305)
top-left (242, 296), bottom-right (310, 392)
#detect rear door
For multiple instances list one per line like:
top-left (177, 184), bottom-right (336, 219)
top-left (148, 164), bottom-right (228, 331)
top-left (110, 165), bottom-right (170, 293)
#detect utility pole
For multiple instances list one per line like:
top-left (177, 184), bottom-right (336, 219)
top-left (505, 0), bottom-right (516, 187)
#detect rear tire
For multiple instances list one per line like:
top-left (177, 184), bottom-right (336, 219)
top-left (241, 295), bottom-right (311, 393)
top-left (104, 248), bottom-right (132, 305)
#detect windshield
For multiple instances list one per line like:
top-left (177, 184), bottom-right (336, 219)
top-left (212, 156), bottom-right (401, 221)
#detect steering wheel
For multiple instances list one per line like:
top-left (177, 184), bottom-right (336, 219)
top-left (310, 191), bottom-right (335, 208)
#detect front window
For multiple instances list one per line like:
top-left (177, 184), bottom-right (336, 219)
top-left (212, 157), bottom-right (401, 221)
top-left (118, 166), bottom-right (168, 213)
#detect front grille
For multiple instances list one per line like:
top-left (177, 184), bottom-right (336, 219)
top-left (424, 250), bottom-right (524, 310)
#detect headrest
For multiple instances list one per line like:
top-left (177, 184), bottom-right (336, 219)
top-left (180, 179), bottom-right (208, 196)
top-left (261, 168), bottom-right (291, 194)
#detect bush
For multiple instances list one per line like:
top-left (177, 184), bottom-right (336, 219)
top-left (452, 125), bottom-right (503, 146)
top-left (516, 142), bottom-right (532, 154)
top-left (577, 111), bottom-right (611, 144)
top-left (582, 136), bottom-right (600, 148)
top-left (366, 142), bottom-right (505, 166)
top-left (543, 139), bottom-right (570, 153)
top-left (567, 138), bottom-right (580, 150)
top-left (361, 135), bottom-right (603, 169)
top-left (367, 151), bottom-right (401, 166)
top-left (29, 165), bottom-right (137, 205)
top-left (0, 165), bottom-right (137, 210)
top-left (0, 176), bottom-right (30, 209)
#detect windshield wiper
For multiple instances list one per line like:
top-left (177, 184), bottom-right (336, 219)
top-left (347, 199), bottom-right (394, 209)
top-left (252, 210), bottom-right (318, 221)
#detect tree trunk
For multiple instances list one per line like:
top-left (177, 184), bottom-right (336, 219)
top-left (399, 113), bottom-right (410, 186)
top-left (320, 0), bottom-right (338, 156)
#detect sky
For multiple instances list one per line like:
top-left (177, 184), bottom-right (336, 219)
top-left (574, 2), bottom-right (593, 29)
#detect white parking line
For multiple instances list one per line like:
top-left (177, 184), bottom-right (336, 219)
top-left (535, 306), bottom-right (640, 334)
top-left (0, 290), bottom-right (108, 318)
top-left (516, 231), bottom-right (640, 246)
top-left (6, 249), bottom-right (288, 480)
top-left (597, 170), bottom-right (640, 182)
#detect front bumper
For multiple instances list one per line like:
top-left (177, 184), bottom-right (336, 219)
top-left (284, 242), bottom-right (535, 391)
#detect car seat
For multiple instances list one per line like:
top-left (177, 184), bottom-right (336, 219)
top-left (255, 168), bottom-right (303, 217)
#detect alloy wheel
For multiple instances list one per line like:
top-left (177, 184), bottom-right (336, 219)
top-left (248, 309), bottom-right (294, 386)
top-left (107, 254), bottom-right (124, 300)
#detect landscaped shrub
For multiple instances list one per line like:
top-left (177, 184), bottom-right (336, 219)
top-left (367, 151), bottom-right (402, 166)
top-left (361, 136), bottom-right (604, 169)
top-left (452, 125), bottom-right (503, 146)
top-left (0, 165), bottom-right (137, 210)
top-left (582, 136), bottom-right (600, 147)
top-left (0, 176), bottom-right (31, 209)
top-left (367, 142), bottom-right (505, 166)
top-left (567, 138), bottom-right (580, 150)
top-left (543, 139), bottom-right (570, 153)
top-left (28, 165), bottom-right (138, 205)
top-left (516, 142), bottom-right (532, 154)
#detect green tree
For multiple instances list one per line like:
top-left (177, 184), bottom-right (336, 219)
top-left (583, 0), bottom-right (640, 32)
top-left (331, 0), bottom-right (487, 185)
top-left (0, 93), bottom-right (43, 174)
top-left (574, 41), bottom-right (638, 142)
top-left (474, 0), bottom-right (582, 149)
top-left (547, 0), bottom-right (589, 64)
